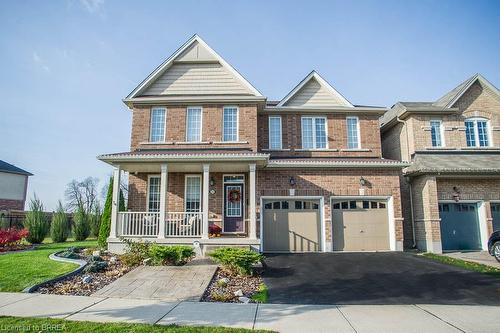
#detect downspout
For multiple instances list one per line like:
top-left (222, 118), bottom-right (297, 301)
top-left (396, 116), bottom-right (416, 248)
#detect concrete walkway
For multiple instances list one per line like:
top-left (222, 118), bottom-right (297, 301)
top-left (444, 251), bottom-right (500, 269)
top-left (1, 292), bottom-right (499, 332)
top-left (93, 264), bottom-right (217, 301)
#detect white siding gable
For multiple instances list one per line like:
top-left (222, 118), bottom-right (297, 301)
top-left (284, 77), bottom-right (349, 107)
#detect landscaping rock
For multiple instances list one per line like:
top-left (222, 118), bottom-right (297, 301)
top-left (92, 250), bottom-right (101, 258)
top-left (217, 278), bottom-right (229, 287)
top-left (82, 276), bottom-right (93, 284)
top-left (143, 258), bottom-right (152, 266)
top-left (238, 296), bottom-right (251, 304)
top-left (234, 289), bottom-right (243, 297)
top-left (109, 256), bottom-right (117, 264)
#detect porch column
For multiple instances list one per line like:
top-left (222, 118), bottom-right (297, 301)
top-left (202, 164), bottom-right (210, 239)
top-left (249, 163), bottom-right (257, 239)
top-left (158, 164), bottom-right (168, 238)
top-left (110, 166), bottom-right (121, 239)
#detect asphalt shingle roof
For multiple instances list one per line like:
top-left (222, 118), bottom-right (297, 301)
top-left (405, 152), bottom-right (500, 175)
top-left (0, 160), bottom-right (32, 176)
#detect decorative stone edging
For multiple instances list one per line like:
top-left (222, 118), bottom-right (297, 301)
top-left (23, 250), bottom-right (88, 293)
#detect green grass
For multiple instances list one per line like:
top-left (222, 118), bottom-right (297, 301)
top-left (0, 239), bottom-right (97, 292)
top-left (0, 316), bottom-right (272, 333)
top-left (422, 253), bottom-right (500, 278)
top-left (251, 283), bottom-right (269, 303)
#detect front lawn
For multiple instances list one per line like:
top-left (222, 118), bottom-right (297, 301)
top-left (0, 239), bottom-right (97, 292)
top-left (421, 253), bottom-right (500, 278)
top-left (0, 316), bottom-right (270, 333)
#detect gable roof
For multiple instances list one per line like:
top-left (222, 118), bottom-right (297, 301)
top-left (0, 160), bottom-right (32, 176)
top-left (125, 34), bottom-right (263, 100)
top-left (434, 73), bottom-right (500, 108)
top-left (277, 71), bottom-right (353, 108)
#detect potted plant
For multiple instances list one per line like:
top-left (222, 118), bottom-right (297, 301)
top-left (209, 224), bottom-right (222, 237)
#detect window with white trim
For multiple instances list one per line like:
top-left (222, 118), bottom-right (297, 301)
top-left (346, 116), bottom-right (360, 149)
top-left (186, 107), bottom-right (202, 142)
top-left (430, 120), bottom-right (444, 147)
top-left (465, 118), bottom-right (490, 147)
top-left (185, 176), bottom-right (201, 212)
top-left (301, 117), bottom-right (327, 149)
top-left (148, 176), bottom-right (161, 212)
top-left (222, 106), bottom-right (238, 142)
top-left (150, 108), bottom-right (166, 142)
top-left (268, 116), bottom-right (282, 149)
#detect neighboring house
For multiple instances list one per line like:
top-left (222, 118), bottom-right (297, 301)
top-left (381, 74), bottom-right (500, 253)
top-left (98, 35), bottom-right (406, 254)
top-left (0, 160), bottom-right (32, 211)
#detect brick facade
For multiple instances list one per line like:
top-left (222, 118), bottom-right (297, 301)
top-left (130, 104), bottom-right (258, 151)
top-left (258, 113), bottom-right (382, 158)
top-left (0, 199), bottom-right (25, 211)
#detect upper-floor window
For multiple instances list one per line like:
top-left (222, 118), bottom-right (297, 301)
top-left (185, 175), bottom-right (201, 212)
top-left (223, 106), bottom-right (238, 142)
top-left (150, 107), bottom-right (166, 142)
top-left (430, 120), bottom-right (444, 147)
top-left (269, 116), bottom-right (282, 150)
top-left (147, 176), bottom-right (161, 212)
top-left (465, 118), bottom-right (490, 147)
top-left (301, 116), bottom-right (327, 149)
top-left (186, 107), bottom-right (202, 142)
top-left (346, 116), bottom-right (360, 149)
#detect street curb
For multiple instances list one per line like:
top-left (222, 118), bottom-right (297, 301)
top-left (23, 250), bottom-right (88, 293)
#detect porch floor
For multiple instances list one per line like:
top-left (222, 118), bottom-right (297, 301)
top-left (92, 263), bottom-right (217, 301)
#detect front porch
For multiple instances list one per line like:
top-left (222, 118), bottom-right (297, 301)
top-left (101, 152), bottom-right (267, 254)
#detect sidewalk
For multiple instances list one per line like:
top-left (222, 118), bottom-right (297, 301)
top-left (1, 292), bottom-right (499, 332)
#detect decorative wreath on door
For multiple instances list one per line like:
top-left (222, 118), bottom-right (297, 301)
top-left (228, 189), bottom-right (241, 203)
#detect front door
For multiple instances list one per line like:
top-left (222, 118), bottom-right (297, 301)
top-left (224, 184), bottom-right (244, 233)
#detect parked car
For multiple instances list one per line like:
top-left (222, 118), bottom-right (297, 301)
top-left (488, 231), bottom-right (500, 262)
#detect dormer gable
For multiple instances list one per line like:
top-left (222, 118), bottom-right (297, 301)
top-left (277, 71), bottom-right (353, 108)
top-left (125, 35), bottom-right (262, 101)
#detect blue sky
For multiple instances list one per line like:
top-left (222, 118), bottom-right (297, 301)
top-left (1, 0), bottom-right (499, 210)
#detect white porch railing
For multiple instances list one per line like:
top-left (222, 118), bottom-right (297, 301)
top-left (120, 212), bottom-right (160, 237)
top-left (118, 211), bottom-right (202, 238)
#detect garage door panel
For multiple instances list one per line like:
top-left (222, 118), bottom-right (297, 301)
top-left (332, 199), bottom-right (390, 251)
top-left (263, 199), bottom-right (321, 253)
top-left (492, 204), bottom-right (500, 232)
top-left (439, 203), bottom-right (481, 251)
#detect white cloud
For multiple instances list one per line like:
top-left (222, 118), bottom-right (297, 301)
top-left (79, 0), bottom-right (105, 13)
top-left (32, 52), bottom-right (50, 73)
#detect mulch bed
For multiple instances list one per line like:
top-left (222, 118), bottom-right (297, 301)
top-left (37, 251), bottom-right (133, 296)
top-left (0, 244), bottom-right (34, 254)
top-left (201, 267), bottom-right (263, 303)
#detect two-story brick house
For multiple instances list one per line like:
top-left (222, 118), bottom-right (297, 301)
top-left (381, 74), bottom-right (500, 253)
top-left (98, 35), bottom-right (406, 254)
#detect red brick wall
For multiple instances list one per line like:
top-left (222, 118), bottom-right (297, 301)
top-left (258, 113), bottom-right (383, 158)
top-left (0, 199), bottom-right (24, 211)
top-left (130, 104), bottom-right (258, 151)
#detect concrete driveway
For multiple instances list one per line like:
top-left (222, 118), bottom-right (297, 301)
top-left (444, 251), bottom-right (500, 269)
top-left (262, 252), bottom-right (500, 305)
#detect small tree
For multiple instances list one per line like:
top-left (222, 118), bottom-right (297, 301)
top-left (73, 205), bottom-right (90, 241)
top-left (24, 195), bottom-right (49, 244)
top-left (50, 201), bottom-right (69, 243)
top-left (98, 177), bottom-right (125, 248)
top-left (89, 202), bottom-right (102, 238)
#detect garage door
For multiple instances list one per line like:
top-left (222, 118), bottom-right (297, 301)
top-left (492, 203), bottom-right (500, 232)
top-left (332, 199), bottom-right (390, 251)
top-left (262, 199), bottom-right (321, 252)
top-left (439, 203), bottom-right (481, 251)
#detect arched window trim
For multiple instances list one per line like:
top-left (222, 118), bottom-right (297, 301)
top-left (464, 117), bottom-right (492, 147)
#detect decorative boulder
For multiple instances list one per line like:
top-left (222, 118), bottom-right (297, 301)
top-left (238, 296), bottom-right (251, 304)
top-left (82, 276), bottom-right (93, 284)
top-left (234, 289), bottom-right (243, 297)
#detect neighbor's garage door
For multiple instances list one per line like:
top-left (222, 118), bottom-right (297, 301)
top-left (491, 203), bottom-right (500, 232)
top-left (332, 199), bottom-right (390, 251)
top-left (262, 199), bottom-right (321, 253)
top-left (439, 203), bottom-right (481, 251)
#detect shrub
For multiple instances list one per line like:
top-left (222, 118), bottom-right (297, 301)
top-left (72, 206), bottom-right (90, 241)
top-left (119, 238), bottom-right (151, 267)
top-left (50, 201), bottom-right (69, 243)
top-left (24, 195), bottom-right (49, 244)
top-left (58, 247), bottom-right (80, 259)
top-left (83, 256), bottom-right (108, 273)
top-left (208, 247), bottom-right (263, 276)
top-left (149, 245), bottom-right (195, 266)
top-left (0, 228), bottom-right (29, 248)
top-left (89, 204), bottom-right (102, 238)
top-left (98, 177), bottom-right (125, 248)
top-left (120, 252), bottom-right (143, 267)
